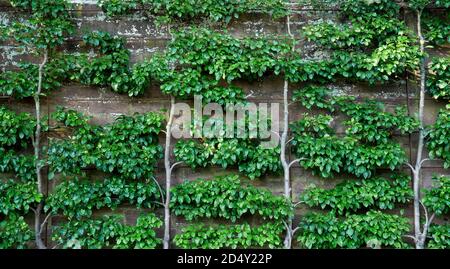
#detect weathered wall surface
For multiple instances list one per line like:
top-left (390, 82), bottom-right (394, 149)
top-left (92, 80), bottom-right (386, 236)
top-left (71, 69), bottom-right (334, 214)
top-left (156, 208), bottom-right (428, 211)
top-left (0, 0), bottom-right (449, 248)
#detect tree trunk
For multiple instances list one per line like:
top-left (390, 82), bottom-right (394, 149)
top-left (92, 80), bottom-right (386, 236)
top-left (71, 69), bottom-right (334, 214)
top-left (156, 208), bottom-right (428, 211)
top-left (281, 79), bottom-right (292, 249)
top-left (34, 51), bottom-right (48, 249)
top-left (163, 96), bottom-right (175, 249)
top-left (281, 14), bottom-right (296, 249)
top-left (413, 10), bottom-right (427, 249)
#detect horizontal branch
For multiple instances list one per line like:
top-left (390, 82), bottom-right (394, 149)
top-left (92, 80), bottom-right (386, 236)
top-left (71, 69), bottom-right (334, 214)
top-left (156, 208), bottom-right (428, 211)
top-left (289, 158), bottom-right (307, 169)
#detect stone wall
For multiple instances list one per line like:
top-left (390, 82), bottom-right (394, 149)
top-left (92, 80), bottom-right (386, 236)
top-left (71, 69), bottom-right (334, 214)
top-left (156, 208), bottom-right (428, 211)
top-left (0, 0), bottom-right (449, 248)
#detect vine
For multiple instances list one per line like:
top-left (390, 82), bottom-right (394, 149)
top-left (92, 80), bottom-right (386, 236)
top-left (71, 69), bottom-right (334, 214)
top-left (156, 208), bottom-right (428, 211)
top-left (0, 107), bottom-right (35, 147)
top-left (45, 107), bottom-right (165, 247)
top-left (0, 107), bottom-right (37, 180)
top-left (289, 0), bottom-right (449, 250)
top-left (1, 0), bottom-right (75, 249)
top-left (0, 150), bottom-right (35, 181)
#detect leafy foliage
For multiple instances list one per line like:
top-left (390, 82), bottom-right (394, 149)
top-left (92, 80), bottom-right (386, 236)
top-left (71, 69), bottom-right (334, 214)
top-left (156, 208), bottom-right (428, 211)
top-left (174, 112), bottom-right (281, 179)
top-left (297, 211), bottom-right (410, 249)
top-left (0, 56), bottom-right (79, 98)
top-left (174, 222), bottom-right (284, 249)
top-left (1, 0), bottom-right (449, 250)
top-left (300, 174), bottom-right (412, 214)
top-left (337, 98), bottom-right (419, 143)
top-left (114, 214), bottom-right (163, 249)
top-left (292, 86), bottom-right (333, 110)
top-left (423, 11), bottom-right (450, 46)
top-left (46, 178), bottom-right (161, 220)
top-left (0, 107), bottom-right (36, 180)
top-left (295, 0), bottom-right (421, 84)
top-left (0, 149), bottom-right (35, 181)
top-left (150, 28), bottom-right (292, 99)
top-left (171, 175), bottom-right (292, 222)
top-left (0, 107), bottom-right (35, 147)
top-left (52, 214), bottom-right (162, 249)
top-left (427, 224), bottom-right (450, 249)
top-left (0, 180), bottom-right (42, 215)
top-left (435, 0), bottom-right (450, 8)
top-left (77, 31), bottom-right (132, 93)
top-left (427, 57), bottom-right (450, 100)
top-left (99, 0), bottom-right (289, 23)
top-left (175, 139), bottom-right (281, 180)
top-left (6, 0), bottom-right (74, 50)
top-left (0, 215), bottom-right (34, 249)
top-left (428, 106), bottom-right (450, 168)
top-left (48, 107), bottom-right (164, 180)
top-left (290, 94), bottom-right (417, 178)
top-left (423, 175), bottom-right (450, 216)
top-left (9, 28), bottom-right (290, 100)
top-left (98, 0), bottom-right (138, 17)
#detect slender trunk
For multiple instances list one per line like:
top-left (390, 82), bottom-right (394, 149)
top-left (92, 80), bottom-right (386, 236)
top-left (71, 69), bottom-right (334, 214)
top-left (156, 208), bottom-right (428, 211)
top-left (34, 51), bottom-right (48, 250)
top-left (413, 171), bottom-right (424, 249)
top-left (414, 10), bottom-right (427, 249)
top-left (163, 96), bottom-right (175, 249)
top-left (281, 79), bottom-right (292, 249)
top-left (34, 203), bottom-right (46, 249)
top-left (281, 14), bottom-right (296, 249)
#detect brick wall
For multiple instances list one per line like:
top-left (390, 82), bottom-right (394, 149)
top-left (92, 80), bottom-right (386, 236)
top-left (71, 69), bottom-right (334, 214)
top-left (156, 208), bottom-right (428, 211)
top-left (0, 0), bottom-right (449, 248)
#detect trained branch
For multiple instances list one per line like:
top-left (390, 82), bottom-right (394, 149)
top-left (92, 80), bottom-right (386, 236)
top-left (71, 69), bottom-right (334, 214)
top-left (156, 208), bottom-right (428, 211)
top-left (170, 161), bottom-right (184, 172)
top-left (281, 12), bottom-right (297, 250)
top-left (293, 201), bottom-right (303, 208)
top-left (33, 50), bottom-right (48, 250)
top-left (405, 162), bottom-right (416, 174)
top-left (163, 96), bottom-right (176, 249)
top-left (39, 212), bottom-right (53, 235)
top-left (419, 158), bottom-right (431, 168)
top-left (289, 158), bottom-right (308, 169)
top-left (151, 176), bottom-right (165, 206)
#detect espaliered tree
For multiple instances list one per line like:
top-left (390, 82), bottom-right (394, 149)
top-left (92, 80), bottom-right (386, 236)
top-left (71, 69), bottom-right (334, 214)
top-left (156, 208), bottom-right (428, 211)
top-left (0, 0), bottom-right (295, 250)
top-left (0, 0), bottom-right (74, 249)
top-left (45, 107), bottom-right (165, 249)
top-left (289, 92), bottom-right (417, 248)
top-left (152, 28), bottom-right (293, 248)
top-left (402, 0), bottom-right (450, 249)
top-left (280, 0), bottom-right (420, 248)
top-left (0, 0), bottom-right (168, 249)
top-left (99, 0), bottom-right (293, 248)
top-left (284, 0), bottom-right (450, 249)
top-left (1, 0), bottom-right (449, 249)
top-left (0, 107), bottom-right (40, 248)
